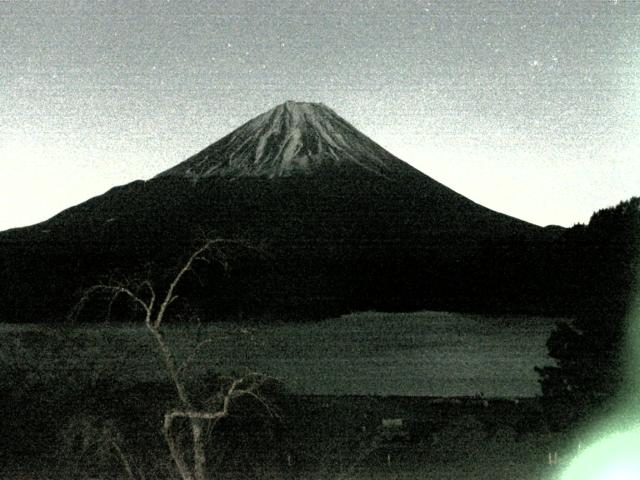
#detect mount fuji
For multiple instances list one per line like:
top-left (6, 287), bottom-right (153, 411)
top-left (0, 101), bottom-right (562, 323)
top-left (157, 101), bottom-right (411, 179)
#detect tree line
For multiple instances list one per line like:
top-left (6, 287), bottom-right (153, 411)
top-left (537, 197), bottom-right (640, 429)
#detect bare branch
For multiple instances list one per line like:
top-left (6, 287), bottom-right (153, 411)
top-left (154, 238), bottom-right (253, 328)
top-left (233, 389), bottom-right (279, 419)
top-left (71, 238), bottom-right (269, 480)
top-left (139, 280), bottom-right (156, 312)
top-left (163, 413), bottom-right (195, 480)
top-left (167, 294), bottom-right (179, 308)
top-left (154, 240), bottom-right (217, 329)
top-left (71, 284), bottom-right (152, 323)
top-left (232, 372), bottom-right (281, 418)
top-left (167, 409), bottom-right (228, 422)
top-left (109, 438), bottom-right (137, 480)
top-left (177, 337), bottom-right (221, 377)
top-left (145, 322), bottom-right (191, 407)
top-left (105, 293), bottom-right (118, 324)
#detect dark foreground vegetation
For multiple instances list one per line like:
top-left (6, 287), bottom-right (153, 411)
top-left (0, 377), bottom-right (569, 480)
top-left (537, 198), bottom-right (640, 432)
top-left (0, 313), bottom-right (558, 478)
top-left (0, 198), bottom-right (637, 479)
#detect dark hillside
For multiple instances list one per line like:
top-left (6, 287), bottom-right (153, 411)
top-left (0, 102), bottom-right (564, 323)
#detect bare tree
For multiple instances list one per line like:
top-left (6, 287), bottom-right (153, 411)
top-left (73, 239), bottom-right (279, 480)
top-left (60, 415), bottom-right (140, 480)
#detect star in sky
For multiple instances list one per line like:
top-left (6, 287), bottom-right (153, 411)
top-left (0, 0), bottom-right (638, 230)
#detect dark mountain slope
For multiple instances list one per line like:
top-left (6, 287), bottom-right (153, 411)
top-left (0, 102), bottom-right (562, 322)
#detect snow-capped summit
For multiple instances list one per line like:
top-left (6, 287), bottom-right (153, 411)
top-left (157, 101), bottom-right (409, 179)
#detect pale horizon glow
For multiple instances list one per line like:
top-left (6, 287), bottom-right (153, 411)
top-left (2, 0), bottom-right (639, 230)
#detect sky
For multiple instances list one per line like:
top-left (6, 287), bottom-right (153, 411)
top-left (1, 0), bottom-right (639, 230)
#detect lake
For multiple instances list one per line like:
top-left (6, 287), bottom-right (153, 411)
top-left (1, 311), bottom-right (559, 397)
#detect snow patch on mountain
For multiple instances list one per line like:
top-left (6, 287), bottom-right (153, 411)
top-left (156, 101), bottom-right (410, 179)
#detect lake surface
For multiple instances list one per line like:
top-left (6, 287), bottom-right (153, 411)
top-left (1, 311), bottom-right (559, 397)
top-left (221, 311), bottom-right (559, 397)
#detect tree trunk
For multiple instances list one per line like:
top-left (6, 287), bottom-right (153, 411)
top-left (192, 418), bottom-right (207, 480)
top-left (164, 413), bottom-right (195, 480)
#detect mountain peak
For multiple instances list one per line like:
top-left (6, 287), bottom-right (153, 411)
top-left (156, 101), bottom-right (409, 179)
top-left (282, 99), bottom-right (325, 108)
